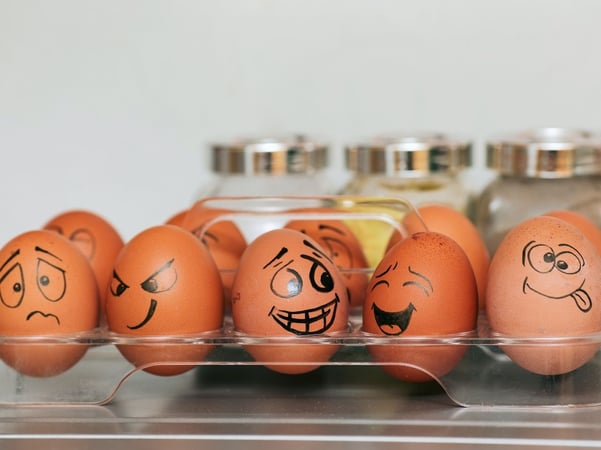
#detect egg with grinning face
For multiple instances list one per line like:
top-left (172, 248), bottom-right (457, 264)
top-left (231, 228), bottom-right (350, 374)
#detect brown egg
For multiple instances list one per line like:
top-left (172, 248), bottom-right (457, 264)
top-left (231, 228), bottom-right (350, 374)
top-left (390, 204), bottom-right (490, 310)
top-left (363, 231), bottom-right (478, 382)
top-left (0, 230), bottom-right (99, 377)
top-left (181, 203), bottom-right (247, 302)
top-left (285, 211), bottom-right (369, 307)
top-left (106, 225), bottom-right (224, 376)
top-left (486, 215), bottom-right (601, 375)
top-left (544, 210), bottom-right (601, 256)
top-left (43, 209), bottom-right (124, 316)
top-left (165, 208), bottom-right (189, 227)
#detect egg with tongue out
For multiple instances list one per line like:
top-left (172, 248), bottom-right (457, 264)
top-left (231, 228), bottom-right (350, 374)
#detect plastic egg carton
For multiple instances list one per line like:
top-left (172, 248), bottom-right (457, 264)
top-left (1, 196), bottom-right (601, 408)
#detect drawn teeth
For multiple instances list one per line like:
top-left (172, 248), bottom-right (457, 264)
top-left (269, 296), bottom-right (339, 335)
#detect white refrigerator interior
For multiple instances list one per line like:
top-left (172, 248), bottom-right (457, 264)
top-left (2, 0), bottom-right (601, 447)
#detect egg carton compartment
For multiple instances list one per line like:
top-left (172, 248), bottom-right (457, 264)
top-left (2, 196), bottom-right (600, 408)
top-left (2, 315), bottom-right (601, 407)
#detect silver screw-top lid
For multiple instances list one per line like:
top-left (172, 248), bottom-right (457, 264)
top-left (211, 135), bottom-right (328, 176)
top-left (486, 128), bottom-right (601, 178)
top-left (345, 133), bottom-right (471, 177)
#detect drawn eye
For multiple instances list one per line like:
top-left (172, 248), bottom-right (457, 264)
top-left (307, 258), bottom-right (334, 293)
top-left (555, 250), bottom-right (583, 275)
top-left (527, 244), bottom-right (556, 273)
top-left (271, 264), bottom-right (303, 298)
top-left (36, 258), bottom-right (66, 302)
top-left (110, 271), bottom-right (129, 297)
top-left (141, 259), bottom-right (177, 294)
top-left (0, 263), bottom-right (25, 308)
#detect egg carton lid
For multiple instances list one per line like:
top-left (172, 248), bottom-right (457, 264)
top-left (486, 128), bottom-right (601, 178)
top-left (344, 132), bottom-right (472, 177)
top-left (211, 135), bottom-right (329, 176)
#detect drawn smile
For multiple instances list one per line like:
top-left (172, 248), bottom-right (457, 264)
top-left (128, 299), bottom-right (158, 330)
top-left (372, 301), bottom-right (416, 335)
top-left (523, 277), bottom-right (592, 313)
top-left (26, 310), bottom-right (60, 325)
top-left (268, 295), bottom-right (340, 335)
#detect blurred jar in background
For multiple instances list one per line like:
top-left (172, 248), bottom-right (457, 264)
top-left (340, 133), bottom-right (472, 265)
top-left (198, 135), bottom-right (335, 198)
top-left (474, 128), bottom-right (601, 254)
top-left (341, 132), bottom-right (473, 213)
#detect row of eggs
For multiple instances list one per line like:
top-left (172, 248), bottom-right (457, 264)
top-left (1, 201), bottom-right (600, 382)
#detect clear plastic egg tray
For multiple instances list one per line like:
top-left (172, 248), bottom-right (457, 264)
top-left (3, 196), bottom-right (601, 408)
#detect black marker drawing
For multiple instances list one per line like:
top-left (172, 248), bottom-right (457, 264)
top-left (110, 259), bottom-right (178, 330)
top-left (263, 241), bottom-right (339, 335)
top-left (369, 265), bottom-right (433, 335)
top-left (522, 240), bottom-right (591, 312)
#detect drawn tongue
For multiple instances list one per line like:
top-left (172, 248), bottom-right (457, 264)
top-left (571, 289), bottom-right (592, 313)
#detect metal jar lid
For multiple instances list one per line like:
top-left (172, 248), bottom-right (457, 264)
top-left (211, 135), bottom-right (328, 176)
top-left (345, 133), bottom-right (472, 177)
top-left (486, 128), bottom-right (601, 178)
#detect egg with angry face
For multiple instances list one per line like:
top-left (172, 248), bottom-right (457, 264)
top-left (363, 231), bottom-right (478, 382)
top-left (0, 230), bottom-right (99, 377)
top-left (231, 228), bottom-right (350, 374)
top-left (106, 225), bottom-right (224, 376)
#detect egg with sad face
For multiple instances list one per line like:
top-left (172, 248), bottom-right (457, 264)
top-left (0, 230), bottom-right (99, 377)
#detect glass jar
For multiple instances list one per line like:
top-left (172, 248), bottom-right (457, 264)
top-left (340, 133), bottom-right (472, 265)
top-left (197, 135), bottom-right (335, 198)
top-left (474, 128), bottom-right (601, 254)
top-left (341, 133), bottom-right (472, 212)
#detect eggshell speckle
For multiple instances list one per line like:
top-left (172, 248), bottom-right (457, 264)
top-left (106, 225), bottom-right (224, 376)
top-left (363, 231), bottom-right (478, 382)
top-left (231, 228), bottom-right (350, 374)
top-left (486, 215), bottom-right (601, 375)
top-left (0, 230), bottom-right (99, 377)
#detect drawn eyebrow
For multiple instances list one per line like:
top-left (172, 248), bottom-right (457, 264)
top-left (318, 224), bottom-right (345, 235)
top-left (374, 261), bottom-right (398, 279)
top-left (35, 246), bottom-right (63, 262)
top-left (302, 239), bottom-right (333, 263)
top-left (0, 249), bottom-right (20, 273)
top-left (402, 266), bottom-right (433, 296)
top-left (263, 247), bottom-right (288, 269)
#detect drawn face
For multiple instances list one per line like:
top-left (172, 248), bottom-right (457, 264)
top-left (110, 259), bottom-right (177, 330)
top-left (0, 230), bottom-right (98, 335)
top-left (231, 229), bottom-right (350, 337)
top-left (285, 219), bottom-right (369, 307)
top-left (521, 240), bottom-right (590, 312)
top-left (105, 225), bottom-right (224, 336)
top-left (368, 262), bottom-right (433, 335)
top-left (363, 232), bottom-right (477, 339)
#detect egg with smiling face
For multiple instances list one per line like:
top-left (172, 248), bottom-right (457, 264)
top-left (106, 225), bottom-right (224, 376)
top-left (486, 215), bottom-right (601, 375)
top-left (231, 228), bottom-right (350, 374)
top-left (363, 231), bottom-right (478, 382)
top-left (0, 230), bottom-right (99, 377)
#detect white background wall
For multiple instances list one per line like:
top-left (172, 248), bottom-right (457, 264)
top-left (1, 0), bottom-right (600, 243)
